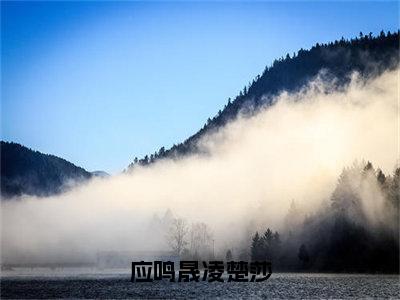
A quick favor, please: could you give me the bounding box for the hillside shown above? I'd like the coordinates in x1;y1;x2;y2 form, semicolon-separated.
127;31;399;170
1;141;92;199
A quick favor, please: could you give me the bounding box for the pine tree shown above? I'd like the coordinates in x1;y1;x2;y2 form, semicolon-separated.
298;244;310;264
251;232;263;261
226;249;233;261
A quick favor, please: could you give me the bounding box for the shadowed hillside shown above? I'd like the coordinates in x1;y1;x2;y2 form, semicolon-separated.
1;141;92;199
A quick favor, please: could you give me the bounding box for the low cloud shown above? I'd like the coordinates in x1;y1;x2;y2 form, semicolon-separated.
1;68;398;265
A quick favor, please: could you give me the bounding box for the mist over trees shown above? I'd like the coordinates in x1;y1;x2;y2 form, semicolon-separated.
128;32;399;274
167;218;189;256
150;210;214;260
149;161;398;274
233;161;399;273
127;31;399;170
1;31;398;275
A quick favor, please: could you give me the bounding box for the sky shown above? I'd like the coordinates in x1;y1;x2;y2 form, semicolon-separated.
1;1;398;173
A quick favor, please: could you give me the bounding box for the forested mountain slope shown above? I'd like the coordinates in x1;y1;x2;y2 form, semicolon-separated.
128;31;399;169
1;141;92;199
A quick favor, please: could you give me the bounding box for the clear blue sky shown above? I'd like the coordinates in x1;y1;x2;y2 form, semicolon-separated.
1;1;398;173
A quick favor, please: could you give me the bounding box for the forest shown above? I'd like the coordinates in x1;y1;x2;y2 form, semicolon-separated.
127;32;399;274
162;161;399;273
127;31;399;169
1;141;92;198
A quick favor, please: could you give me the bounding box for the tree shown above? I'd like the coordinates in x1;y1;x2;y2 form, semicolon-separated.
389;168;400;209
261;228;279;261
284;200;302;234
262;228;273;246
376;168;386;185
273;231;281;244
167;217;189;256
189;222;213;258
158;147;165;157
226;249;233;261
298;244;310;264
251;232;264;261
364;161;373;171
181;248;191;260
331;165;363;218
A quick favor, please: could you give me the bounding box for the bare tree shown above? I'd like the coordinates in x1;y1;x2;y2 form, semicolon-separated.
190;222;213;257
167;217;189;256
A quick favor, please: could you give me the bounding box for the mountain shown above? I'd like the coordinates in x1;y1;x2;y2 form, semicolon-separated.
1;141;92;199
127;31;399;170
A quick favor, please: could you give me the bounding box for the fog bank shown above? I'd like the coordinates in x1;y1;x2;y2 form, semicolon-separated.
1;68;398;265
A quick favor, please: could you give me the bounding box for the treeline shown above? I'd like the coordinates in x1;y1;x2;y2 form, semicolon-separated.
1;141;92;198
127;31;399;170
247;161;399;273
157;162;398;273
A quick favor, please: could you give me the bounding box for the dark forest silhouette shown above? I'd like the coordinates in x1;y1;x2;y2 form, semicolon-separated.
1;141;92;198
